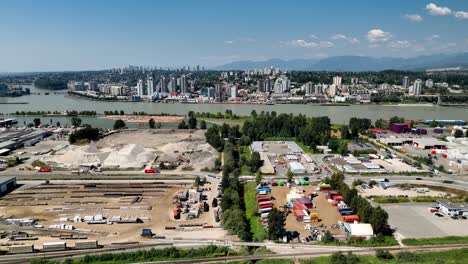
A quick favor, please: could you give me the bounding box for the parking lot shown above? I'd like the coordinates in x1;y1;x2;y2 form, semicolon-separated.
381;203;468;239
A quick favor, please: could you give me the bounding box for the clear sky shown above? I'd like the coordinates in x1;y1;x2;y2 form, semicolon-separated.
0;0;467;72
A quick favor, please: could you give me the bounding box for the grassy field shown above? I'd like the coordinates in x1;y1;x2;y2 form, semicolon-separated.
402;236;468;246
263;137;316;154
217;248;468;264
244;182;266;241
240;146;253;176
372;196;411;203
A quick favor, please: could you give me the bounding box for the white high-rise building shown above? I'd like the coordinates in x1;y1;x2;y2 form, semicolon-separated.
137;80;144;97
230;86;237;98
333;76;342;86
425;79;434;88
328;84;337;97
147;77;155;96
168;77;176;93
159;77;167;93
402;76;409;88
413;79;422;95
273;75;290;94
180;75;188;94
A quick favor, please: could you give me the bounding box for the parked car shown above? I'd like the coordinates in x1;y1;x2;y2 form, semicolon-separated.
435;213;444;217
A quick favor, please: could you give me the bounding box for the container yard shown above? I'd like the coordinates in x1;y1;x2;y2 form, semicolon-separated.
0;180;224;248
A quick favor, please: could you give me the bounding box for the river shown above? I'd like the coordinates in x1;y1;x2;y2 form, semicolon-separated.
0;85;467;127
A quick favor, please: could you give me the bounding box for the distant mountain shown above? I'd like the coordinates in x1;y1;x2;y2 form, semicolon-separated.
212;53;468;72
211;58;317;71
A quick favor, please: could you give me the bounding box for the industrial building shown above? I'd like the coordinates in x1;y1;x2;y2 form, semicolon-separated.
436;200;468;217
379;137;447;149
289;161;306;174
0;176;17;195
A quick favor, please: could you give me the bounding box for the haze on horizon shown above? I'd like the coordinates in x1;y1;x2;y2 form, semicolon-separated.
0;0;467;72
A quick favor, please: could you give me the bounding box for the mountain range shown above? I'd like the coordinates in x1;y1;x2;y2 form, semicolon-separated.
212;53;468;72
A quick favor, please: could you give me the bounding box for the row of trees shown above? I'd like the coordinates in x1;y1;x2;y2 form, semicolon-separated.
241;111;331;150
328;173;391;235
69;126;100;144
220;141;251;241
33;77;67;90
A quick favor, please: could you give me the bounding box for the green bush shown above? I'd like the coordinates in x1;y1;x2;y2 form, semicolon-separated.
396;251;418;262
375;249;394;260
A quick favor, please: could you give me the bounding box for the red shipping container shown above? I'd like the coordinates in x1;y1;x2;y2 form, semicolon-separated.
173;209;180;219
257;197;270;202
334;196;344;202
144;169;155;173
259;203;272;209
442;154;448;158
342;215;360;222
38;167;51;172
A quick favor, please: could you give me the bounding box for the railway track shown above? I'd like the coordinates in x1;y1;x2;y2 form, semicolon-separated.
1;241;467;264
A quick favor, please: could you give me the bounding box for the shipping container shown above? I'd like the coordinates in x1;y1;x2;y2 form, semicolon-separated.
259;207;272;213
8;245;34;254
144;169;156;173
75;240;98;249
173;209;180;220
259;203;273;209
42;242;66;251
38;167;51;172
338;207;352;212
342;215;360;222
257;197;270;202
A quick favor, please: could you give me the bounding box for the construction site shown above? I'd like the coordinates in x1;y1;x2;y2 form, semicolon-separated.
0;179;224;251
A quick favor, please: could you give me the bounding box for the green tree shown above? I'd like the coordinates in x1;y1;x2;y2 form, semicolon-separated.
389;116;404;125
200;120;207;129
71;117;82;127
194;176;201;188
178;120;188;129
113;119;126;130
249;151;263;172
267;208;285;240
287;170;293;183
255;171;262;185
454;129;464;138
340;125;351;139
188;116;197;129
239;135;251;146
148;118;156;129
33;118;41;127
374;118;388;129
322;230;335;243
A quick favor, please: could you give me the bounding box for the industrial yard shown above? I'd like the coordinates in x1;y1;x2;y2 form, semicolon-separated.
0;180;224;249
250;141;319;176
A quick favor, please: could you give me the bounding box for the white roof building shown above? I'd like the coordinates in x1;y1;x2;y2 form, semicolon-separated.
289;161;306;174
344;223;374;240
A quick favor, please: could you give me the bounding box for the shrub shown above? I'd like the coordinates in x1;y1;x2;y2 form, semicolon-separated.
396;251;418;262
375;249;394;260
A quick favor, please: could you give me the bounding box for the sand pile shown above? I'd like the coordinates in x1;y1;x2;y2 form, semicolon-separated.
46;143;155;169
102;144;155;168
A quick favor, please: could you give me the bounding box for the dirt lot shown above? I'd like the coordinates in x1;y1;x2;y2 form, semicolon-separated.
101;115;184;123
0;181;224;248
270;185;344;238
359;185;448;198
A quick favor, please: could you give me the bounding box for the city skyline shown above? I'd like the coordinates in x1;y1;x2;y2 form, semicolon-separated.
0;0;468;72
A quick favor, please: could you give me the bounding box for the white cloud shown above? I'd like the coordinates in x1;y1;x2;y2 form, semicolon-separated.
388;40;412;49
224;40;234;44
285;39;334;48
318;41;335;48
428;34;440;41
309;34;318;39
366;29;392;43
331;34;360;44
426;3;451;16
454;11;468;19
403;14;423;22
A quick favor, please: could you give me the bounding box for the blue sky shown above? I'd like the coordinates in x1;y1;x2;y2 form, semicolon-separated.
0;0;467;72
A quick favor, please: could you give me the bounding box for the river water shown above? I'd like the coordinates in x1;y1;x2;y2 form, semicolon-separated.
0;85;467;127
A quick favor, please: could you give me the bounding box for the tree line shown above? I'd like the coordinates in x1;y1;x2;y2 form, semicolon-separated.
34;77;67;90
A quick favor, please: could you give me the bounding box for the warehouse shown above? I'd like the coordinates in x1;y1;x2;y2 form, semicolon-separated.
0;176;16;195
289;161;306;174
412;138;447;150
344;223;374;240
